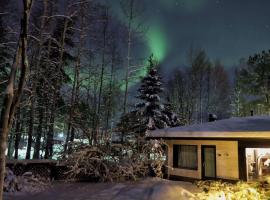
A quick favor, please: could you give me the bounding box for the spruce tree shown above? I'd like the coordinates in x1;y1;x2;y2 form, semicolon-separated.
162;97;182;127
134;56;167;133
118;56;181;140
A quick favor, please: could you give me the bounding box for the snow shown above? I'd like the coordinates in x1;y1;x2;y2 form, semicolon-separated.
130;66;176;132
148;115;270;139
4;178;200;200
4;168;51;194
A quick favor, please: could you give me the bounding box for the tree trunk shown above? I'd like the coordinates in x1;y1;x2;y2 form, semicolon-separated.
33;104;43;159
45;108;54;159
97;9;108;115
15;118;24;159
7;128;14;159
64;2;86;153
0;0;32;198
26;0;48;159
25;99;34;159
13;107;21;159
105;47;116;130
123;0;134;114
0;83;14;199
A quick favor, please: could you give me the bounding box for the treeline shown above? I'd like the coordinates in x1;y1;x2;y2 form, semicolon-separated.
232;50;270;116
165;49;231;124
165;49;270;124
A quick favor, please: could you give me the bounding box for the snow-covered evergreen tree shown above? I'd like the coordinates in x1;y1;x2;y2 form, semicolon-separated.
134;55;167;132
162;97;183;127
117;55;182;143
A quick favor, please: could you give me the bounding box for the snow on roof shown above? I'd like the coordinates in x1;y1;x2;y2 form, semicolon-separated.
148;116;270;139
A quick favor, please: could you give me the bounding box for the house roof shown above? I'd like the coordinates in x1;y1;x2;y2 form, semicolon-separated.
147;116;270;139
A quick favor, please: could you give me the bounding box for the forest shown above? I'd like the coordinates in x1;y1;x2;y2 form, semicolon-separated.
1;0;270;199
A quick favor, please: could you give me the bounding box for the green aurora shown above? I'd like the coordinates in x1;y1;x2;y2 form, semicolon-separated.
147;26;168;62
71;0;210;91
103;0;208;90
120;25;168;91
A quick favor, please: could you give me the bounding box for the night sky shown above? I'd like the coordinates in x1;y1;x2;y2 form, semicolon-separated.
106;0;270;71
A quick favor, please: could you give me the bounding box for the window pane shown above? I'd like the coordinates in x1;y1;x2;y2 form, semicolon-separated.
173;145;198;170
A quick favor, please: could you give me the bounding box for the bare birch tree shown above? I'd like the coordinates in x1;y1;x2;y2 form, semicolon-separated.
121;0;146;114
0;0;33;198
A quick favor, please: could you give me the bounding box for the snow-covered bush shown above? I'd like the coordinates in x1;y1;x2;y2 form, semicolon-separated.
65;139;166;182
4;168;20;192
4;168;50;193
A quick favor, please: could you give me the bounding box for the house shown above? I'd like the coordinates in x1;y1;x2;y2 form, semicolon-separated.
147;116;270;182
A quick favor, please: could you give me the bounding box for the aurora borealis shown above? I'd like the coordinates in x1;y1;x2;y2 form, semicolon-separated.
105;0;270;72
147;26;168;61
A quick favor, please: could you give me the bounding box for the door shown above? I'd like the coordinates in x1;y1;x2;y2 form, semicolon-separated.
202;145;216;179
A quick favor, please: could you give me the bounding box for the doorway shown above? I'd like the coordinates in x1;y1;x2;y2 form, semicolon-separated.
246;148;270;181
202;145;216;179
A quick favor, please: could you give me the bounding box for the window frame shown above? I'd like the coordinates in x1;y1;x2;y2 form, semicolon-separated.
173;144;198;170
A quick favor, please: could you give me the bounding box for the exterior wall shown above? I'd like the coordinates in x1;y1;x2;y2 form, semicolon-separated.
166;140;239;180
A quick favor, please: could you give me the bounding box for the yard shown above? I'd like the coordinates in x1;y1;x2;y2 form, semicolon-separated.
4;178;199;200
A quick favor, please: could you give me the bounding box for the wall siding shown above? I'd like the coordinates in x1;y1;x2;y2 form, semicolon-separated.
166;140;239;180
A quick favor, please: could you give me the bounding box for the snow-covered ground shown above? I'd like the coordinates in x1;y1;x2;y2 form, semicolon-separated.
4;178;201;200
